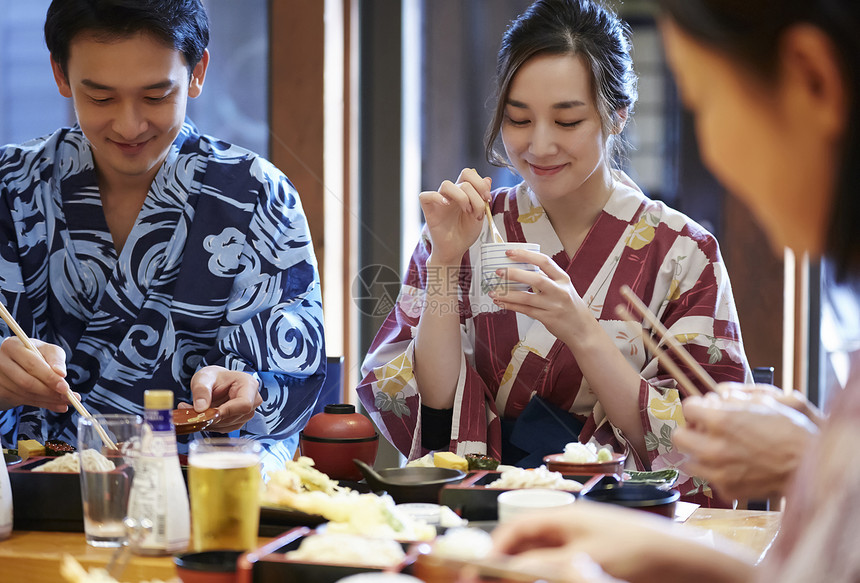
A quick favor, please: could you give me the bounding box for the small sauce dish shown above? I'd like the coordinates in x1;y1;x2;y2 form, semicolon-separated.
173;407;221;435
543;452;626;476
174;549;242;583
582;483;680;518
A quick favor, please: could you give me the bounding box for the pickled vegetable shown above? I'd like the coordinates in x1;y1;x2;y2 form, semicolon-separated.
44;439;76;456
465;453;499;471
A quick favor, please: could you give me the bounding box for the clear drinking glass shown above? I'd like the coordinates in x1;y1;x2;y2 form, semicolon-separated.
77;414;144;547
188;437;262;551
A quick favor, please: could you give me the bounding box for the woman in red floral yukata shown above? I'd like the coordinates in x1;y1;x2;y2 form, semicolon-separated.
357;0;751;507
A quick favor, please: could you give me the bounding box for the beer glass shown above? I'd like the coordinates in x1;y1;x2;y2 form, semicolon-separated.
188;437;262;551
77;414;144;547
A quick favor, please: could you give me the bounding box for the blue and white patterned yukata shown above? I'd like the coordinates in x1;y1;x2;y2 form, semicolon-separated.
0;122;325;473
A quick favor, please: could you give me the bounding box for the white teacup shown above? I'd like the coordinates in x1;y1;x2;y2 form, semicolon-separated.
497;488;576;523
480;242;540;293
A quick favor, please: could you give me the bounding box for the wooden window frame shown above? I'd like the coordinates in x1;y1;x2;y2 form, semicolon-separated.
269;0;356;400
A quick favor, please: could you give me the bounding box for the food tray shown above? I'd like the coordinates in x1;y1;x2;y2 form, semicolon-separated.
256;480;372;537
439;470;611;521
9;456;298;536
8;456;84;532
258;506;327;537
237;527;417;583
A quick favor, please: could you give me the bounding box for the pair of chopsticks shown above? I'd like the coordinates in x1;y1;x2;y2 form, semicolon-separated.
0;301;117;450
615;285;718;398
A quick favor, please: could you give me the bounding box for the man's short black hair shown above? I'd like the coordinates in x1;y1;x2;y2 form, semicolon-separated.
45;0;210;77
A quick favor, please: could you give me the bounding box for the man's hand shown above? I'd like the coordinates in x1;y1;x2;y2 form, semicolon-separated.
183;366;262;432
0;337;71;412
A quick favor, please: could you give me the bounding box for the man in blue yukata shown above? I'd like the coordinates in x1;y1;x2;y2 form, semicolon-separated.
0;0;326;472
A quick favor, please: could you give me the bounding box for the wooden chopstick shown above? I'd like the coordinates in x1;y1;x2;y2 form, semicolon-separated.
484;201;504;243
0;300;117;450
616;305;703;398
619;285;719;394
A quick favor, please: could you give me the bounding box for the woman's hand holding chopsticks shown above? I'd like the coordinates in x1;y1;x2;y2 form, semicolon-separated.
0;336;72;412
418;167;493;266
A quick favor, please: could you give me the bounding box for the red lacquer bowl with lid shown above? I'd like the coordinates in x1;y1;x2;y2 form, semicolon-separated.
299;404;379;481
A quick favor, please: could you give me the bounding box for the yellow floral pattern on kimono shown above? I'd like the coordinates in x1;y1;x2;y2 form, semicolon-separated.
499;342;542;390
625;215;657;250
649;389;685;426
644;390;686;455
373;352;414;397
667;278;682;301
517;206;545;224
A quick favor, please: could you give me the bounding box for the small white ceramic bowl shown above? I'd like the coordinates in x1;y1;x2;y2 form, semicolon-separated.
480;242;540;293
496;488;576;523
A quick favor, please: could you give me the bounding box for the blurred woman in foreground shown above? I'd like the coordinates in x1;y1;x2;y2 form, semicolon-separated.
492;0;860;581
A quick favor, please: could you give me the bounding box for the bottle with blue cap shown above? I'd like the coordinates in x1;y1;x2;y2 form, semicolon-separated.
128;389;190;554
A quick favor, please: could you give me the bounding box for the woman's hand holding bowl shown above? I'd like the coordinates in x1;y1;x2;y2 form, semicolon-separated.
488;248;588;342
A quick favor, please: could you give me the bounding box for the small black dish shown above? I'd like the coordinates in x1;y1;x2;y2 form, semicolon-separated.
4;452;22;467
174;550;243;583
582;483;680;518
259;505;327;537
354;460;465;504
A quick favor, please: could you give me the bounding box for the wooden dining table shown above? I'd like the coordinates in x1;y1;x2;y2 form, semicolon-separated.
0;507;781;582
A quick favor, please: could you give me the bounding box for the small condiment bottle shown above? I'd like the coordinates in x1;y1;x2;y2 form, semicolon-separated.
0;453;12;540
128;390;190;554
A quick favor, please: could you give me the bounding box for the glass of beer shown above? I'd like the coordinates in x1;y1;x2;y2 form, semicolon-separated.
188;437;262;551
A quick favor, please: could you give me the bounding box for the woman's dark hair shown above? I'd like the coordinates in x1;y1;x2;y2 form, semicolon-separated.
45;0;210;78
659;0;860;280
485;0;638;169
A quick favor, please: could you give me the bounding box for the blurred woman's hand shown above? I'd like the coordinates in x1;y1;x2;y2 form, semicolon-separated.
673;388;819;500
492;501;754;583
719;381;825;427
